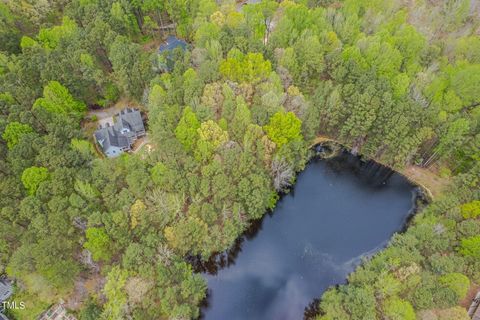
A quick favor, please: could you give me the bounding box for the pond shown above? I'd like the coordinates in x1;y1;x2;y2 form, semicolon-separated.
199;152;418;320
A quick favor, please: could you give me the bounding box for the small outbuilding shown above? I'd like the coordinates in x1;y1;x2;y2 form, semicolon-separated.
159;35;187;53
38;301;76;320
94;108;145;158
0;277;12;303
158;36;187;71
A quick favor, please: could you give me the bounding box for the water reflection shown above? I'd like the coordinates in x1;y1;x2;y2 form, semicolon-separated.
198;152;417;320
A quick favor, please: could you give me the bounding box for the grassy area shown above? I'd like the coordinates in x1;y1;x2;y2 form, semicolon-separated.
400;165;451;199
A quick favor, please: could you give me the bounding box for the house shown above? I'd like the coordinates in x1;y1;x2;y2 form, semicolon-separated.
0;277;12;303
469;291;480;320
94;108;145;158
38;302;76;320
0;277;12;320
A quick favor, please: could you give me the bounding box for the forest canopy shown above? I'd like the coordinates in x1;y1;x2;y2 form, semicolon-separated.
0;0;479;319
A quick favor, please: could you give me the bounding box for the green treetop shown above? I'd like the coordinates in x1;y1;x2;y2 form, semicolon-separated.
2;121;33;149
33;81;86;115
84;227;113;262
175;106;201;152
21;166;50;195
460;200;480;219
263;111;302;149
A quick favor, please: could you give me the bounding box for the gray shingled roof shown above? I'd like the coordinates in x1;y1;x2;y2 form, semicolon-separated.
116;108;144;133
94;126;130;150
94;108;145;155
0;278;12;302
469;291;480;320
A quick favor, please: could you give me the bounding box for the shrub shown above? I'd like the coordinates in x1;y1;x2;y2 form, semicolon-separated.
84;227;113;262
383;297;416;320
21;166;50;195
438;273;470;301
428;254;466;274
459;235;480;259
460;200;480;219
457;219;480;238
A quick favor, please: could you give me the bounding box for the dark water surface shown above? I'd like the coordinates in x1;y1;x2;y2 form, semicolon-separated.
200;152;416;320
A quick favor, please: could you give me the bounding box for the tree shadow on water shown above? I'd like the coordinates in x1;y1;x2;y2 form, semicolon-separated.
304;298;321;320
188;206;273;275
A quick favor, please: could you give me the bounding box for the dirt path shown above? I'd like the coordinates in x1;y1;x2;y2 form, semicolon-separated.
132;135;150;154
64;274;105;311
87;97;138;120
400;165;450;199
311;135;337;145
461;283;480;309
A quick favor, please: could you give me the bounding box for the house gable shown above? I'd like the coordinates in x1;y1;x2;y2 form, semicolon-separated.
93;107;145;158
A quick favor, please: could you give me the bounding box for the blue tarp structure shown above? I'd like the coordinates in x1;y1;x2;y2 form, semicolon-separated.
159;36;187;53
158;36;188;72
